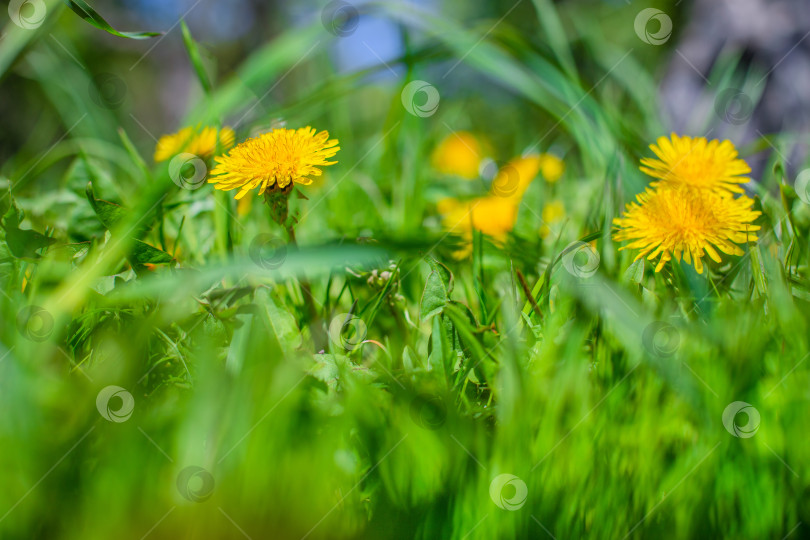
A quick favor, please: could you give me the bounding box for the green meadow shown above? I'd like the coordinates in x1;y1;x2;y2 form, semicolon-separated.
1;0;808;538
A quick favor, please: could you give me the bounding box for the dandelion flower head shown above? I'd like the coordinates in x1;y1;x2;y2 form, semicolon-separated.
209;127;339;200
640;134;751;194
613;186;760;274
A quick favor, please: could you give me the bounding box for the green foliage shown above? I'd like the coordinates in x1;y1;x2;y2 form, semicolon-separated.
1;1;809;539
1;190;57;259
180;21;212;94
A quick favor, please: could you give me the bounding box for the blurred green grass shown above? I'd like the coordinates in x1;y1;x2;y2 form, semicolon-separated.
1;1;809;539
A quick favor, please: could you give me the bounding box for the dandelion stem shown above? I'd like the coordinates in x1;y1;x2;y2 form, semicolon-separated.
284;218;326;350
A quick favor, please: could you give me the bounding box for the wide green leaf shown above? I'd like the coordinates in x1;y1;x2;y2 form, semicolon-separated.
85;182;128;231
420;268;450;321
0;191;57;259
130;239;173;266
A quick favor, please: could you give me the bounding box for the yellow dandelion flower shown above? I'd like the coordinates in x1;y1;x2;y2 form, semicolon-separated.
432;131;484;179
640;133;751;194
438;196;518;242
437;153;540;256
492;154;543;201
154;126;235;162
613;186;760;274
539;153;565;183
219;127;235;150
209;127;339;200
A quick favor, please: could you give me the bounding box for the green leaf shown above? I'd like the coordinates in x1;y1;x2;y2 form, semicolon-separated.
1;193;57;259
420;256;455;320
85;182;128;231
255;287;303;355
624;258;645;284
63;0;162;39
85;182;169;270
428;315;453;378
309;353;344;386
130;239;173;266
2;219;57;260
426;256;453;293
181;21;213;94
308;353;371;393
420;268;450;320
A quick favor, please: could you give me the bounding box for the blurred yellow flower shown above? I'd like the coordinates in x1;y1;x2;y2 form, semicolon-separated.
438;196;518;242
542;200;565;223
154;126;235;162
209;127;339;200
437;156;544;256
491;154;543;200
540;199;565;239
432;131;483;179
640;134;751;194
613;186;760;274
539;153;565;182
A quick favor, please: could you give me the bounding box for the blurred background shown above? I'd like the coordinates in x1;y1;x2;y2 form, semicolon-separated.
3;0;810;168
